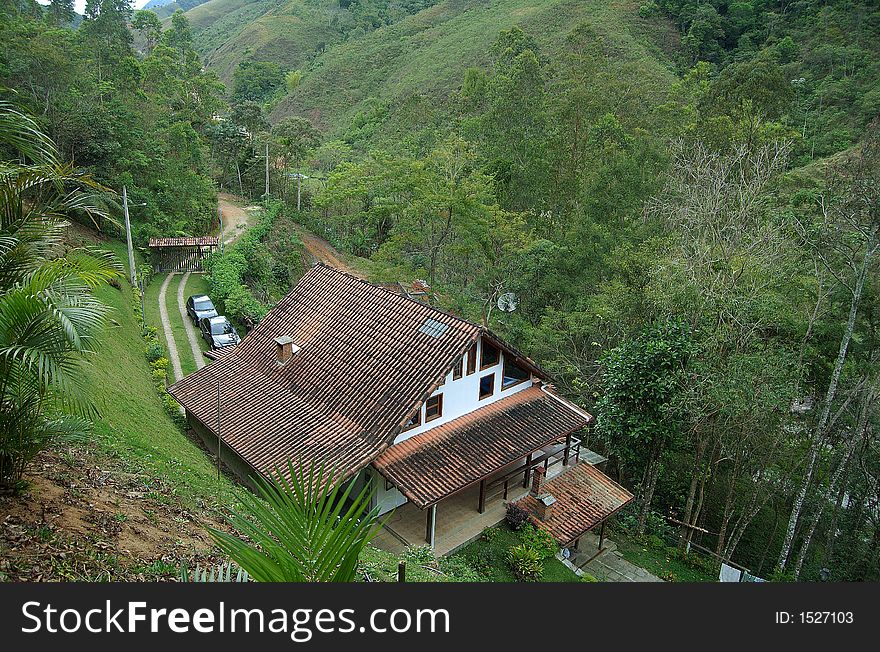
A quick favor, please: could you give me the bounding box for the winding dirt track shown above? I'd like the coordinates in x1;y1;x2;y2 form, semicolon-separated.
297;228;363;278
218;192;254;245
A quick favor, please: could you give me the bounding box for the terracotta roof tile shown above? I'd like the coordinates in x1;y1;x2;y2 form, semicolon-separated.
148;236;220;247
373;385;590;507
168;264;480;482
515;462;634;545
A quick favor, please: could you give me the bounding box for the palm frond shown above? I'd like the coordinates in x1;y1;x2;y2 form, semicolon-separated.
208;460;383;582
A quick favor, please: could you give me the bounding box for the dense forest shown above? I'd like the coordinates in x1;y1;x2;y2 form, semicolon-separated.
1;0;879;581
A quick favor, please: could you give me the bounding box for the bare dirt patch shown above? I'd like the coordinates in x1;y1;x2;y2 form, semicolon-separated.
0;446;230;581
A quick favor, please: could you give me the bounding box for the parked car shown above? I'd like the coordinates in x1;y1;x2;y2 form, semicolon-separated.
186;294;218;324
199;316;240;350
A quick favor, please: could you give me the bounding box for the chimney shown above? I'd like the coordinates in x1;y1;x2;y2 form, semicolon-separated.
274;336;300;365
536;494;556;522
530;466;546;496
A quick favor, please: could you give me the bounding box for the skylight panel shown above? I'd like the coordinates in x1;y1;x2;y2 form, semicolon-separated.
419;318;449;338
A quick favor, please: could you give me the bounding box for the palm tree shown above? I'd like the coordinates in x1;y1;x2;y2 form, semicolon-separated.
209;461;382;582
0;99;121;489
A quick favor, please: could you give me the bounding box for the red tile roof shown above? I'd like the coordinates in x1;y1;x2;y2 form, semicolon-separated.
148;236;220;247
168;264;481;482
515;462;634;545
373;385;590;508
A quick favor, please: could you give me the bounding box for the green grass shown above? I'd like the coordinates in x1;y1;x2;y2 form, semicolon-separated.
610;530;718;583
143;272;213;378
449;525;580;582
83;274;238;510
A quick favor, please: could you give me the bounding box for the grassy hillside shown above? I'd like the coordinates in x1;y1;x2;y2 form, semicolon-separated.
187;0;679;142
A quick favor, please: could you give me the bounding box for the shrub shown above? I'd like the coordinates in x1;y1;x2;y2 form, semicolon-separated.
638;2;659;18
505;503;531;531
438;556;488;582
506;544;542;582
580;573;598;582
519;524;558;560
403;545;435;565
481;527;500;543
145;341;164;362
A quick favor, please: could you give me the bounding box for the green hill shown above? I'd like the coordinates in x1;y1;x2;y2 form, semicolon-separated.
186;0;679;142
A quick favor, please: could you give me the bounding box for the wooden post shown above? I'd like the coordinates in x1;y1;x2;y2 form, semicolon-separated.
425;505;437;548
478;479;486;513
522;453;532;488
598;520;606;550
563;432;572;466
397;560;406;583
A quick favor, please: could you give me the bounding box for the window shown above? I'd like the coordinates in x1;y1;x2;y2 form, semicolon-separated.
466;342;477;375
479;374;495;400
452;357;463;380
481;341;500;369
385;477;395;492
403;408;421;431
502;356;530;389
425;394;443;421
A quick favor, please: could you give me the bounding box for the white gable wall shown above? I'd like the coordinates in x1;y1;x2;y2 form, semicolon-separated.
392;335;534;445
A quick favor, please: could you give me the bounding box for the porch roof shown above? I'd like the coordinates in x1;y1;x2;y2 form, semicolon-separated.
148;236;220;248
372;385;590;509
515;462;634;546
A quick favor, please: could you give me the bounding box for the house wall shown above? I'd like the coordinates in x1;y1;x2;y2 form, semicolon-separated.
392;335;534;445
363;467;409;515
187;411;262;491
372;336;536;516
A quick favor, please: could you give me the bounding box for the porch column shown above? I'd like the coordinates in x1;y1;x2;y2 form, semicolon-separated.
563;432;572;466
598;520;606;550
522;453;532;488
425;504;437;549
478;479;486;514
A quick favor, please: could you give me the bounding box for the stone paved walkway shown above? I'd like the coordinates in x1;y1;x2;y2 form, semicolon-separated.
564;532;663;582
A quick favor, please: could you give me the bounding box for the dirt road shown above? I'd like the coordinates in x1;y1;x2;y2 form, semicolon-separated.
298;228;363;278
218;192;257;245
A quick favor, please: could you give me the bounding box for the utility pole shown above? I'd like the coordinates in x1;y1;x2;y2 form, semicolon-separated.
123;185;137;286
290;173;309;211
265;142;269;200
217;379;222;482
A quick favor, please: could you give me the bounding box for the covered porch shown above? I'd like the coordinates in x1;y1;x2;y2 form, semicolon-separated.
372;439;596;556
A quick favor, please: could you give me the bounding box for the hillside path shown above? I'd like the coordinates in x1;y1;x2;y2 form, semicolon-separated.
297;227;363;278
178;272;206;371
158;272;184;383
218;192;257;245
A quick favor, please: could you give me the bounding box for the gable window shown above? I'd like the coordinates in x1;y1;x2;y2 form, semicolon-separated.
466;342;477;375
479;373;495;400
502;356;530;389
452;357;463;380
403;408;421;431
425;394;443;421
481;341;500;369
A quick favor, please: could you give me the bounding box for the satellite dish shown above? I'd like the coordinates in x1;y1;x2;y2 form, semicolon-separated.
497;292;519;312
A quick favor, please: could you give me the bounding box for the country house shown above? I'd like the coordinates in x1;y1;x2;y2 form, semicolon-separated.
169;264;632;554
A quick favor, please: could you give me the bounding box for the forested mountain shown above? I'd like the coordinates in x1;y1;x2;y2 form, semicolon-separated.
1;0;879;582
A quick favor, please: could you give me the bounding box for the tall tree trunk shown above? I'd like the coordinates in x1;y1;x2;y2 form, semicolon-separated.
793;392;869;579
679;435;707;549
637;436;664;535
778;229;876;570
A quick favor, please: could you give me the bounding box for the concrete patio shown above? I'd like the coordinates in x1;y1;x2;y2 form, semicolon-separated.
372;447;589;556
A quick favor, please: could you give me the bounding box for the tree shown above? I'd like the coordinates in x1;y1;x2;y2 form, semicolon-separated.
778;124;880;571
595;321;691;535
0;101;121;488
209;462;381;582
132;9;162;56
